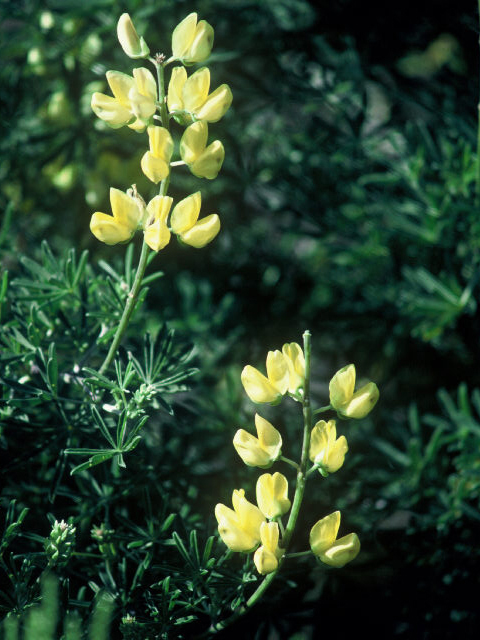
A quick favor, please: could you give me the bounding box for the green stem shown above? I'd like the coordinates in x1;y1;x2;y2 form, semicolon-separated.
279;455;300;470
313;404;332;415
99;240;150;375
98;59;172;375
206;331;314;637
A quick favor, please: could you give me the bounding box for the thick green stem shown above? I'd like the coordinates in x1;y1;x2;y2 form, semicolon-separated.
206;331;313;637
99;241;150;375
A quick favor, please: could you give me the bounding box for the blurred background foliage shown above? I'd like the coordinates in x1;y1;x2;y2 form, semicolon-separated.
1;0;480;637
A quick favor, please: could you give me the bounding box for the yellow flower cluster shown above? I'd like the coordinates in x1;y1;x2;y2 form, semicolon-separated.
215;339;377;576
215;472;290;574
89;12;232;251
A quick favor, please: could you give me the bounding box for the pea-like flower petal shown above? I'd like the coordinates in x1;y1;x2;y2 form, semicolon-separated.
309;419;348;473
233;414;282;468
309;511;360;568
117;13;150;59
256;472;291;519
282;342;305;395
215;488;265;552
329;364;379;419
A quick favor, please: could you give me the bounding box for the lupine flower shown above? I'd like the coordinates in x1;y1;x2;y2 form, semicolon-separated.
117;13;150;59
233;414;282;468
90;188;144;245
282;342;305;395
180;121;224;179
169;191;220;248
172;13;214;65
215;489;265;552
309;511;360;568
143;195;172;252
91;68;156;132
141;126;174;184
253;522;283;575
329;364;379;419
167;67;232;125
241;349;289;404
256;472;291;519
309;419;348;474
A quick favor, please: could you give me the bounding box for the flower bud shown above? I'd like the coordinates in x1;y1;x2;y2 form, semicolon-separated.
282;342;305;395
172;13;214;64
141;126;174;184
117;13;150;59
253;522;283;575
44;519;76;567
143;195;172;252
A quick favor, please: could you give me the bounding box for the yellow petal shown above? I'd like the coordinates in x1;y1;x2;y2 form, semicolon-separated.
190;140;225;179
106;70;135;107
241;365;282;404
180;214;220;248
146;126;173;160
256;472;290;519
282;342;305;394
254;545;279;575
182;67;211;113
144;219;171;252
145;195;173;225
341;382;379;419
180;121;208;165
196;84;233;123
167;66;187;113
325;435;348;473
329;364;356;410
133;67;157;100
91;93;133;128
188;20;214;63
319;533;360;568
141;152;169;184
255;414;282;461
232;489;265;541
215;504;258;552
309;511;341;557
128;87;156;120
170;192;201;234
109;188;142;230
172;13;197;59
117;13;149;59
259;521;280;554
90;212;133;245
233;430;272;468
266;350;289;395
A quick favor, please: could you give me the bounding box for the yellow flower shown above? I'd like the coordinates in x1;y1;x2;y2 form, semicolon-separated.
329;364;379;419
233;414;282;468
143;195;172;252
169;192;220;248
90;187;144;245
167;67;232;124
172;13;214;65
180;121;224;179
241;349;289;404
116;13;149;59
253;522;284;575
256;472;291;519
215;489;265;552
141;126;174;184
91;68;156;131
282;342;305;395
309;511;360;568
309;419;348;474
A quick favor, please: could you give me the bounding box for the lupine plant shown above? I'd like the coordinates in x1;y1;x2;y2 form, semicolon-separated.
0;9;382;639
210;331;378;634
